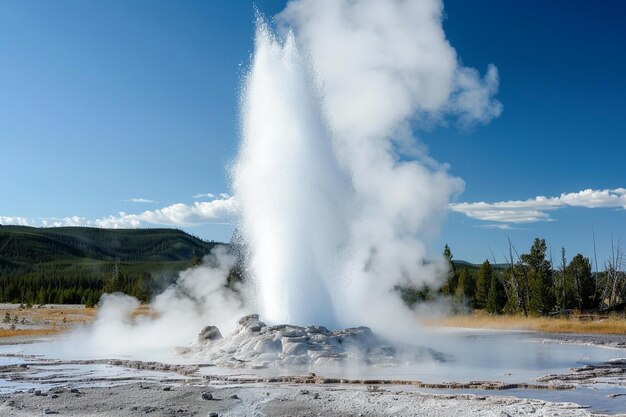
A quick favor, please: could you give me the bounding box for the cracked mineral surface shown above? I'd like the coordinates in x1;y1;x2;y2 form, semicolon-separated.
176;314;449;368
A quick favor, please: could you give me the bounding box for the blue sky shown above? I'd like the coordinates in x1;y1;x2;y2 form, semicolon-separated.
0;0;624;265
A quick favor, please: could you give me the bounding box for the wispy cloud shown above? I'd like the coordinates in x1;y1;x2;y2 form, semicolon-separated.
0;197;240;229
193;193;215;199
451;188;626;224
126;198;156;204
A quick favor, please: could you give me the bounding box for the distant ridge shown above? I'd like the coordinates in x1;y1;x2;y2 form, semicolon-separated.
0;225;221;266
0;226;227;305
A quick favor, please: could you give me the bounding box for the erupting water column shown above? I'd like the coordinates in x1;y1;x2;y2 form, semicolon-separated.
234;20;353;328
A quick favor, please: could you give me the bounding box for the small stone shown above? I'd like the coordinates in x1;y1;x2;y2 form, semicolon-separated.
201;392;214;400
198;325;223;343
208;413;219;417
163;386;171;391
34;390;42;396
142;405;157;413
313;393;320;399
51;394;59;399
70;388;80;394
229;394;239;399
43;409;59;415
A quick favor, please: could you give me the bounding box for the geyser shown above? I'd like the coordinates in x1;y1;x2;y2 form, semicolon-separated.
234;20;353;328
233;0;502;334
78;0;502;359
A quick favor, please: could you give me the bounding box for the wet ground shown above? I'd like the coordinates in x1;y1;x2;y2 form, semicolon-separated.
0;330;623;415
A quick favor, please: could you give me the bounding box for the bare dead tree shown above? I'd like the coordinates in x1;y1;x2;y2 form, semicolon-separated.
592;225;600;304
489;247;511;304
507;238;528;316
558;247;568;311
602;238;624;308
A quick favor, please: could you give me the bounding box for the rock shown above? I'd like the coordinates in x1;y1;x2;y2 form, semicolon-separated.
177;314;450;368
163;386;171;391
201;391;214;400
238;314;265;332
70;388;80;394
282;342;309;356
198;325;223;343
208;413;219;417
229;394;239;399
43;409;59;415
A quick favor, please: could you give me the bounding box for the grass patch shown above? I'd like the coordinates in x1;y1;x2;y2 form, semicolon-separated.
0;328;62;338
423;311;626;335
0;305;98;338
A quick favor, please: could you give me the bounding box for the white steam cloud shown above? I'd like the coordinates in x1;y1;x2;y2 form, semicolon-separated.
234;0;501;336
72;246;250;358
62;0;503;357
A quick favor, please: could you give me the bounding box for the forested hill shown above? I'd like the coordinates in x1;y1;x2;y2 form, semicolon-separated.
0;226;218;267
0;226;224;306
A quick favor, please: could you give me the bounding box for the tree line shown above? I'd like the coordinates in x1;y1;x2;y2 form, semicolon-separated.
402;238;625;315
0;260;194;307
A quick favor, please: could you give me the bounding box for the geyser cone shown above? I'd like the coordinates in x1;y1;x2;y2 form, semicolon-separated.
234;21;352;328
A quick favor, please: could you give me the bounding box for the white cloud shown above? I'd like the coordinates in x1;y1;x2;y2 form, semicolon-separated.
451;188;626;224
122;197;239;227
0;197;240;229
127;198;156;204
0;216;33;226
193;193;215;199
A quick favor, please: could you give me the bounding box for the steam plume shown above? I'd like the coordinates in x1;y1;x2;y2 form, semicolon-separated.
234;0;501;334
76;0;501;356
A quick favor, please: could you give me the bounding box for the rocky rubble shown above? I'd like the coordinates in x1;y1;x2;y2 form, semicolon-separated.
176;314;449;368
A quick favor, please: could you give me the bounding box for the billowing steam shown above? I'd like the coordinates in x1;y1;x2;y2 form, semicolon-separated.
234;0;501;333
76;0;501;356
73;247;250;358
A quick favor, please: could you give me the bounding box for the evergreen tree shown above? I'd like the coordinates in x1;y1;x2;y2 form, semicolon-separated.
567;254;595;310
475;260;492;309
486;273;506;314
522;239;555;315
456;267;476;305
441;244;459;295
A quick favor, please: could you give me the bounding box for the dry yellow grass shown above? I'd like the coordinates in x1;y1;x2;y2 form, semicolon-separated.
0;328;61;338
0;304;161;338
0;305;98;338
423;311;626;335
129;305;158;320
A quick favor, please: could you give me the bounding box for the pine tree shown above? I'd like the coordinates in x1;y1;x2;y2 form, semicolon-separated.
456;267;476;305
441;244;459;295
475;260;492;309
568;254;595;310
522;239;555;315
486;273;506;314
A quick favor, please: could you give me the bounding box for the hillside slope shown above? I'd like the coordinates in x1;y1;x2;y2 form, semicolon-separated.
0;226;225;305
